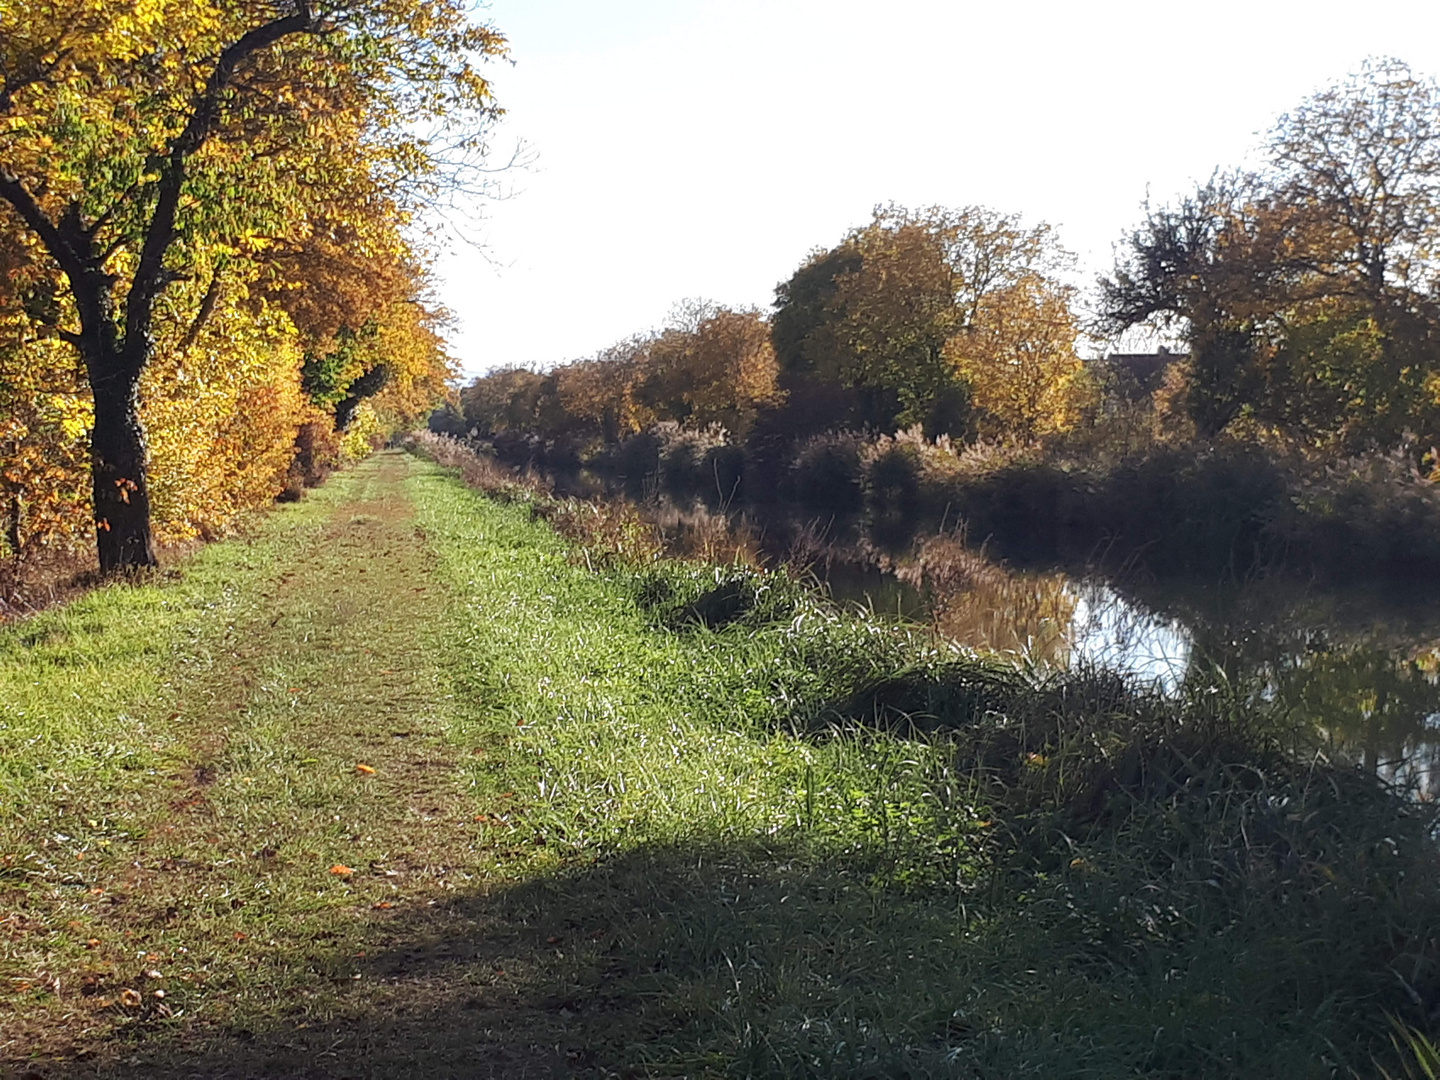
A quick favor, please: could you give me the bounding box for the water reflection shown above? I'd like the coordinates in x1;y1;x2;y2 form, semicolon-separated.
1070;582;1191;692
554;480;1440;795
825;544;1192;689
826;542;1440;796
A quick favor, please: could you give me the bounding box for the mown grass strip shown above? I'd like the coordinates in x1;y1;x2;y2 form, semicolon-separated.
2;456;570;1075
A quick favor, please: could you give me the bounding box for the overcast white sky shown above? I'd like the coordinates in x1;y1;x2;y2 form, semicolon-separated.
433;0;1440;379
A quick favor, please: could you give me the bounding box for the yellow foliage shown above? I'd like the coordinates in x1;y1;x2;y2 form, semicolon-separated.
0;0;503;563
0;262;313;549
339;403;384;462
945;272;1087;439
644;307;783;437
556;344;652;442
143;289;308;542
0;320;92;553
366;298;458;432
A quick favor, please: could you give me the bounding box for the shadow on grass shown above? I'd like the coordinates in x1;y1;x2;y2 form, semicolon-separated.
27;816;1432;1080
29;840;969;1079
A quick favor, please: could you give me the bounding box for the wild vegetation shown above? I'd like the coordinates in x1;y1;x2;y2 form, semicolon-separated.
446;59;1440;587
0;449;1433;1077
4;7;1440;1073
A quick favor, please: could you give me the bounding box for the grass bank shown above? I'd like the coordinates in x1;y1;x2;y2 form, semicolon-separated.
414;438;1440;1077
1;449;1436;1077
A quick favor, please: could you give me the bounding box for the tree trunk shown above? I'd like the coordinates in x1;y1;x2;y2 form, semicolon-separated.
89;366;157;573
1;6;321;577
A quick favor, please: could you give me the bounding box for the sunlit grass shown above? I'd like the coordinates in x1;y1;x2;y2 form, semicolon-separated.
1;452;1435;1077
415;459;1440;1077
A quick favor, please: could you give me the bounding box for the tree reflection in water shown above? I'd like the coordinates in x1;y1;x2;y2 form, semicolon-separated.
841;539;1440;797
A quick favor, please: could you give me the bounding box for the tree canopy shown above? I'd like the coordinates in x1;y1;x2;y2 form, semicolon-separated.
772;205;1084;438
1101;58;1440;452
1;0;501;567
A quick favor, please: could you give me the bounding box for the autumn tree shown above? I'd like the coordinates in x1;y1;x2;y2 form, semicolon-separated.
253;182;455;439
680;308;783;435
1101;59;1440;450
772;210;956;431
947;270;1086;439
772;204;1081;437
547;336;651;443
462;367;548;436
0;0;505;571
360;298;456;434
638;303;782;437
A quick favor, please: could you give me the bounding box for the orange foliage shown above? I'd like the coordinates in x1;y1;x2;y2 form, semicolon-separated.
643;307;783;437
470;305;784;445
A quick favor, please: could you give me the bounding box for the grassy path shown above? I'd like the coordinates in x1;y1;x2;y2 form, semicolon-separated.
1;454;570;1077
2;449;1434;1078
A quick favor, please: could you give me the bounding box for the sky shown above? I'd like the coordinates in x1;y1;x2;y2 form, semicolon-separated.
433;0;1440;379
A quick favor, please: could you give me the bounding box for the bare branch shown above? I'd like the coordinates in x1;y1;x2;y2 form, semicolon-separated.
179;268;224;350
0;168;82;280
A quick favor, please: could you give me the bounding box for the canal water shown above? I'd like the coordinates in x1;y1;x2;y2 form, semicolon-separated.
824;551;1440;794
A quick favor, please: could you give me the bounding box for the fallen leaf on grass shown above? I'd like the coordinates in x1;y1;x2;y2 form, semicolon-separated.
354;764;376;775
119;989;142;1008
372;901;393;910
329;865;354;877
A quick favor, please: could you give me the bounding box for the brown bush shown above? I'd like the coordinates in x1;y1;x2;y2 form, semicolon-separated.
280;420;343;501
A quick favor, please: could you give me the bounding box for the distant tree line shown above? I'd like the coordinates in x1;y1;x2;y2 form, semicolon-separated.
446;203;1088;455
450;58;1440;486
